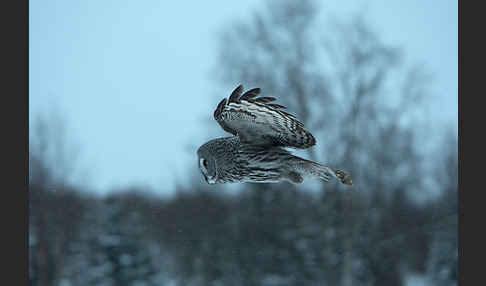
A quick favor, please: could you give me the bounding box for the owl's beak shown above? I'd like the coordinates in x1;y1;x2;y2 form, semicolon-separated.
202;173;216;185
203;173;217;184
207;176;217;184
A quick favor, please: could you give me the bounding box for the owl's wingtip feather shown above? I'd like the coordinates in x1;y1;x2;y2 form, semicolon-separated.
229;84;244;103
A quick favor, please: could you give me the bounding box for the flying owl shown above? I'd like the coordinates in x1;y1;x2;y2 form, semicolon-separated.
197;85;353;186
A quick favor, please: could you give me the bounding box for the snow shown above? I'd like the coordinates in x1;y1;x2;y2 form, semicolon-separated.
404;273;429;286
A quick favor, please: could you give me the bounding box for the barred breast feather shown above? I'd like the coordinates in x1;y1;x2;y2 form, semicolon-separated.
213;85;316;149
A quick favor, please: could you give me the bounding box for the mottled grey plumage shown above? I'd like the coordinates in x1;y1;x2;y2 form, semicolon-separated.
197;85;353;186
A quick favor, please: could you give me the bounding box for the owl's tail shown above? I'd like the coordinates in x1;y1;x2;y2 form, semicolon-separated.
294;157;353;186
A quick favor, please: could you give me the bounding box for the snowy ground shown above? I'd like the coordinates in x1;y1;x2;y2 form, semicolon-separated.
404;274;429;286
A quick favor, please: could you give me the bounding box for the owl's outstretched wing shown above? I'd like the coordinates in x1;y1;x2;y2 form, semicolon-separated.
213;85;316;149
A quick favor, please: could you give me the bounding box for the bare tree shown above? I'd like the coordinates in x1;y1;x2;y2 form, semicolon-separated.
29;108;86;286
214;0;333;161
426;130;458;286
29;105;81;188
212;1;433;285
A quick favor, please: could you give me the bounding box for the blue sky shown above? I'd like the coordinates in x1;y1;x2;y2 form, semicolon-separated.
29;0;457;195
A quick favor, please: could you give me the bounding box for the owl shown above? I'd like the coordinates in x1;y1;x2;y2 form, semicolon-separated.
197;85;353;186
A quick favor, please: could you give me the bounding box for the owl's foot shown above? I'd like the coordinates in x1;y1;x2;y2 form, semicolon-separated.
287;172;303;184
333;169;353;186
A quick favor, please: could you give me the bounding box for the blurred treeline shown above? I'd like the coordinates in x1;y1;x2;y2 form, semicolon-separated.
29;1;457;285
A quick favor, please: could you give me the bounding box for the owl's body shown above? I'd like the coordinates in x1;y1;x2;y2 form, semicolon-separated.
198;136;292;184
197;85;353;186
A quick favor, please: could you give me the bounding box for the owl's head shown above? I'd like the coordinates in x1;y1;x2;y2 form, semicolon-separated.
197;143;219;184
